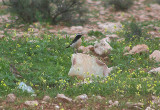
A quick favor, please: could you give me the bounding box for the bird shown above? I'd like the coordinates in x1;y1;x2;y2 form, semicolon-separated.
66;34;83;53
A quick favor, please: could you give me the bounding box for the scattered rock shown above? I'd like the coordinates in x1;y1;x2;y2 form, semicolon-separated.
124;46;131;52
54;105;60;110
98;22;123;32
112;101;119;106
6;93;16;103
149;50;160;62
24;100;39;107
41;101;47;104
145;106;155;110
95;95;103;100
126;102;144;109
56;94;72;103
148;67;160;74
105;34;119;40
94;39;112;56
68;53;112;79
124;44;149;55
85;36;96;42
75;94;88;101
0;106;3;109
108;100;113;105
78;45;93;53
43;96;51;102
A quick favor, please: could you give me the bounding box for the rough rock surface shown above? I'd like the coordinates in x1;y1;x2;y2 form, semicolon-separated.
68;53;112;79
56;94;72;103
75;94;88;101
148;67;160;74
94;39;112;56
24;100;39;107
149;50;160;62
43;96;51;102
6;93;16;103
124;44;149;55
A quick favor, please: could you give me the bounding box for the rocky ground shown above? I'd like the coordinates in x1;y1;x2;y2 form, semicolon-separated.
0;0;160;109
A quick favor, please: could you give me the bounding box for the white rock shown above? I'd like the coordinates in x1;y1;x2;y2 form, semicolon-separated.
124;44;149;55
124;46;131;52
25;100;39;107
54;105;60;110
148;67;160;74
56;94;72;103
95;95;103;100
78;45;94;53
6;93;16;103
149;50;160;62
68;53;112;79
0;106;3;109
98;22;123;32
43;96;51;102
108;100;113;105
75;94;88;101
94;39;112;56
145;106;155;110
112;101;119;106
41;101;47;104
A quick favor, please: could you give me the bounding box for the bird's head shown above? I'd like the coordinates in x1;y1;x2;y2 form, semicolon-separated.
75;33;83;39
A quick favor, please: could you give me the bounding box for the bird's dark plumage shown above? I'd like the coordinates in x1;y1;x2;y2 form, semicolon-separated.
66;34;82;48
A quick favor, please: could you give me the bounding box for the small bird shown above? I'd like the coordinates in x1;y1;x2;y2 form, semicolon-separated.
66;34;83;53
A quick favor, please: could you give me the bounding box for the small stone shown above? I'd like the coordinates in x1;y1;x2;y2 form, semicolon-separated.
95;95;103;100
54;105;60;110
149;50;160;62
94;39;112;56
108;100;113;105
124;44;149;55
6;93;16;103
0;106;3;109
148;67;160;74
41;101;47;104
112;101;119;106
71;26;83;31
75;94;88;101
145;106;155;110
56;94;72;103
43;96;51;102
124;46;131;52
25;100;39;107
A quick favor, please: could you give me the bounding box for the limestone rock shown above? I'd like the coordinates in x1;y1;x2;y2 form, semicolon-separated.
6;93;16;103
68;53;111;79
43;96;51;102
56;94;72;103
78;45;94;53
54;105;60;110
24;100;39;107
94;39;112;56
75;94;88;101
126;102;144;109
145;106;155;110
148;67;160;74
98;22;123;32
124;46;131;52
149;50;160;62
124;44;149;55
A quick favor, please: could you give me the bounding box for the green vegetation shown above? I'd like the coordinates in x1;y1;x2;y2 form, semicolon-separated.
104;0;133;11
4;0;87;25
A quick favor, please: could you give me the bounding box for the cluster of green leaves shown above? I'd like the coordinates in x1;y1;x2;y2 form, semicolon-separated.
88;30;105;38
5;0;87;25
104;0;133;11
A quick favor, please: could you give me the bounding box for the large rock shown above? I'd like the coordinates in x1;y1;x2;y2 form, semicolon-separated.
148;67;160;74
56;94;72;103
97;22;122;32
149;50;160;62
78;45;94;54
124;44;149;55
94;39;112;56
68;53;112;79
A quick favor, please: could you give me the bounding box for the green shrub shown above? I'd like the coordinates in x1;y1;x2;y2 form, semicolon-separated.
156;0;160;4
88;30;104;38
5;0;87;25
107;0;133;11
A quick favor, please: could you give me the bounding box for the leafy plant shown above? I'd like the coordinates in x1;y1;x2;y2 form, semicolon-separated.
106;0;133;11
4;0;87;25
88;30;104;38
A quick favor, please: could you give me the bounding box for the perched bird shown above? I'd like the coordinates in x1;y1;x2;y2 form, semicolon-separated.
66;34;83;53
